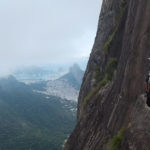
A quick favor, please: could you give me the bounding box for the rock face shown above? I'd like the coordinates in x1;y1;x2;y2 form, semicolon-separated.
64;0;150;150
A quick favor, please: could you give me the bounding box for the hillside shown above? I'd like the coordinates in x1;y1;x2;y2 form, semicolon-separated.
0;76;76;150
32;64;84;101
60;64;84;90
64;0;150;150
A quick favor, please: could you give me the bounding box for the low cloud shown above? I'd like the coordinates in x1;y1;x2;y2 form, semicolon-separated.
0;0;102;75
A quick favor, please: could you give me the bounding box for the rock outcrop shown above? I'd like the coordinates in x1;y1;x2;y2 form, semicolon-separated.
64;0;150;150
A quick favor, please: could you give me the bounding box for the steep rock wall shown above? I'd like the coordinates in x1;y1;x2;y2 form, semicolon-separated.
65;0;150;150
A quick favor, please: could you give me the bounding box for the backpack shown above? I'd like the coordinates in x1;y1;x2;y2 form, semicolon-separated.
147;93;150;107
148;75;150;84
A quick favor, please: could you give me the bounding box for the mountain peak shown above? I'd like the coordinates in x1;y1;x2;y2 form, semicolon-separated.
69;64;82;73
69;64;84;85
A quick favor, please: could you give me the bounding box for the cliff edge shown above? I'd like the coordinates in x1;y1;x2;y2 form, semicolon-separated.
65;0;150;149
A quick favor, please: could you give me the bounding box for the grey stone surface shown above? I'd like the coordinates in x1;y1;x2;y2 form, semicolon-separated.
64;0;150;150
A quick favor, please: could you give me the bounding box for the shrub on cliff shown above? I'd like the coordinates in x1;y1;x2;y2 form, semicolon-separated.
107;128;125;150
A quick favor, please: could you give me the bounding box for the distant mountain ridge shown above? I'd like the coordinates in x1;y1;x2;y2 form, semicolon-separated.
60;64;84;90
13;66;67;82
33;64;84;101
13;60;88;83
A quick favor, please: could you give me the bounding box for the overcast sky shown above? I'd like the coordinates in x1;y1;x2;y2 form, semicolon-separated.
0;0;102;75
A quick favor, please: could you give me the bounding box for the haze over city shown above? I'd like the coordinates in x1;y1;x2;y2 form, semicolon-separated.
0;0;102;76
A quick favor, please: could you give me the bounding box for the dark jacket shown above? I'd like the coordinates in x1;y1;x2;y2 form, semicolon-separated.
146;75;150;83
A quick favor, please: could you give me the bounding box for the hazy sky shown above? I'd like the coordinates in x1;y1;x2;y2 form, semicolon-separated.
0;0;102;75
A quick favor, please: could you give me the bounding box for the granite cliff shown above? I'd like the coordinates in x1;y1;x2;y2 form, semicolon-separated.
64;0;150;149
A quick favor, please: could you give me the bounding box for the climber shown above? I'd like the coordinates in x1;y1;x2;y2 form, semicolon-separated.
146;73;150;92
145;72;150;107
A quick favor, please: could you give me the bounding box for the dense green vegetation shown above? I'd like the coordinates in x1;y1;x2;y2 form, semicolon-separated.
107;128;125;150
0;76;76;150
